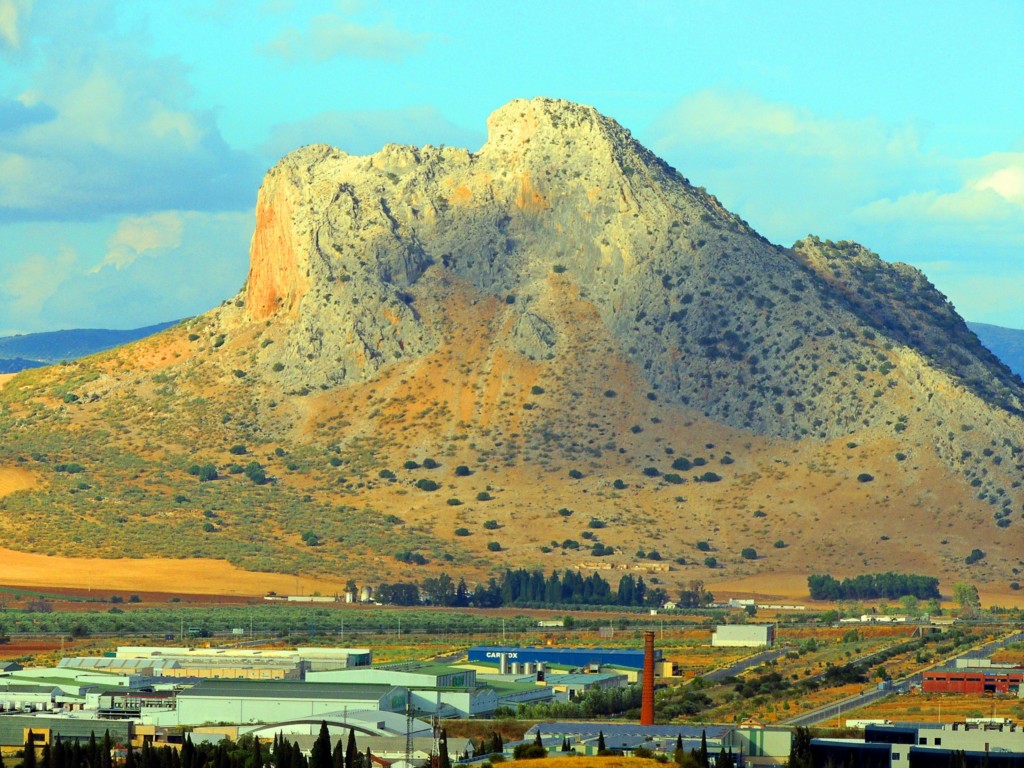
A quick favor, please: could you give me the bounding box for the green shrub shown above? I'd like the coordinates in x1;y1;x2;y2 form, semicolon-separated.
857;473;874;483
696;540;711;552
557;507;573;517
704;556;718;568
229;444;247;455
568;469;584;479
455;528;471;537
531;385;545;395
422;458;440;469
379;469;396;480
741;547;758;560
774;540;786;548
588;518;606;529
965;548;986;565
272;362;285;372
483;519;500;530
416;479;440;491
244;462;267;485
487;541;502;552
477;491;492;501
454;465;471;476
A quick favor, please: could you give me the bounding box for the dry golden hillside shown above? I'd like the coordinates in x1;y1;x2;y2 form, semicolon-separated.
0;98;1021;601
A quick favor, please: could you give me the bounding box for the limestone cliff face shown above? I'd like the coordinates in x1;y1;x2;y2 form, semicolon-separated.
242;97;1024;440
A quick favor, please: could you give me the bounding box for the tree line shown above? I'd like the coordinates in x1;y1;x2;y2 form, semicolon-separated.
8;724;427;768
807;572;940;601
378;568;669;608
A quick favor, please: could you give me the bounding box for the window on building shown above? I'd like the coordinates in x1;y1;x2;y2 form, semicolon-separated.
934;739;941;746
919;738;927;744
892;754;900;761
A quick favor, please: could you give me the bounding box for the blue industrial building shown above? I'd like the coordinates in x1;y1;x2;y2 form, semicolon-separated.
467;645;660;670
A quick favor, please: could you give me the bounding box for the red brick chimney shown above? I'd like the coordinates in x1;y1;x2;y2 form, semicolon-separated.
641;630;655;725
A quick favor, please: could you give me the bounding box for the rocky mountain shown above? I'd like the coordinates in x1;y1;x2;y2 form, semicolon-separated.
0;98;1021;596
0;322;177;372
969;322;1024;378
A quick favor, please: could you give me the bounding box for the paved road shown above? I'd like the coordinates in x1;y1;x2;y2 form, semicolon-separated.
782;629;1024;726
703;647;791;682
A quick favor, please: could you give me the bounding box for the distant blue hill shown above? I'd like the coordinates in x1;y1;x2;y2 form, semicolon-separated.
0;321;179;373
968;322;1024;378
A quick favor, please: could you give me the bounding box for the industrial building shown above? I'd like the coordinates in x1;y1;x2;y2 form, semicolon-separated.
812;721;1024;768
922;669;1023;695
0;714;132;749
711;625;776;648
513;722;790;763
154;680;409;726
306;660;556;717
112;646;371;679
467;645;661;669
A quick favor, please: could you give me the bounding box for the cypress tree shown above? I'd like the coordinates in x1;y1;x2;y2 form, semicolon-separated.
252;738;263;768
102;732;113;768
124;745;136;768
533;731;542;748
71;740;83;768
437;730;451;768
40;741;51;768
699;730;708;768
343;732;356;768
310;724;332;768
52;736;65;768
87;734;98;768
331;741;344;768
597;731;605;753
23;731;37;768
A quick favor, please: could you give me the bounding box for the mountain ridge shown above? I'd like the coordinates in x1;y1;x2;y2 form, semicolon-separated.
0;98;1021;594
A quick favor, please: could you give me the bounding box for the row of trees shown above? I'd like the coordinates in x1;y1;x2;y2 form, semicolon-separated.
808;572;940;601
8;726;390;768
378;568;670;608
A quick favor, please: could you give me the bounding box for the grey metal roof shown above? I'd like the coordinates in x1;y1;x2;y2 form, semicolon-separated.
177;680;400;700
524;722;733;740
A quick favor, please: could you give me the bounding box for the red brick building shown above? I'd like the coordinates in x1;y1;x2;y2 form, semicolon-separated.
922;670;1023;694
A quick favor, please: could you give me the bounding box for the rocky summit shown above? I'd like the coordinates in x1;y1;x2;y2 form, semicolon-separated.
1;98;1022;594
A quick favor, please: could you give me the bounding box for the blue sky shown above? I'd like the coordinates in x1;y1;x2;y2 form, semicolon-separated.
1;0;1021;334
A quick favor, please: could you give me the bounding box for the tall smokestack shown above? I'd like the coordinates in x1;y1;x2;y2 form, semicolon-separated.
641;630;655;725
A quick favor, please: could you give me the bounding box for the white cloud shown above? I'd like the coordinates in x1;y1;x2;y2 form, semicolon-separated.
0;211;252;332
0;245;76;317
972;160;1024;207
0;4;260;221
261;13;428;63
0;0;30;52
860;153;1024;222
93;211;186;272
